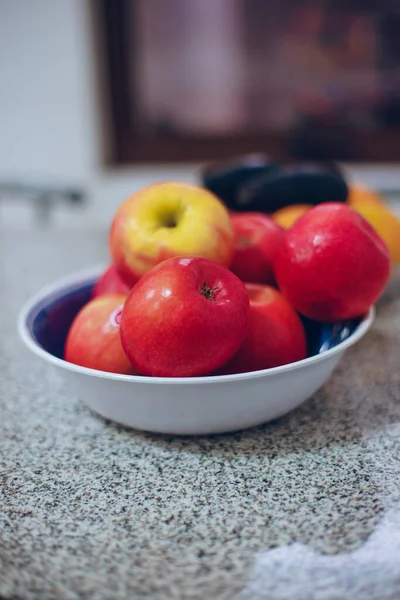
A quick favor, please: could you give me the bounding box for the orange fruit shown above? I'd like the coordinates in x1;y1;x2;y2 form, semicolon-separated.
353;203;400;265
348;184;385;209
272;204;311;229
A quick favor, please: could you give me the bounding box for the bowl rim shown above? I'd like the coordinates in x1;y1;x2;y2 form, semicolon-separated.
17;264;375;386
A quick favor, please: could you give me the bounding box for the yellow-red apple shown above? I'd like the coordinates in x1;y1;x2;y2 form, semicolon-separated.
109;182;234;285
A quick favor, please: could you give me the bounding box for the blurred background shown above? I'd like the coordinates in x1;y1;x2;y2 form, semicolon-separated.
1;0;400;230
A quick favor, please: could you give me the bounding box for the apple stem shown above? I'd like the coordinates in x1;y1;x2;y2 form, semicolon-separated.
200;282;218;301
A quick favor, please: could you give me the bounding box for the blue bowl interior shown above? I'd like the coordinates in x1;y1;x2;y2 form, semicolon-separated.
28;281;94;359
301;314;362;356
26;278;362;362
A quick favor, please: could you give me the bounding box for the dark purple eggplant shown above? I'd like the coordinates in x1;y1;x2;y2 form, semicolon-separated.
201;154;278;210
236;163;349;214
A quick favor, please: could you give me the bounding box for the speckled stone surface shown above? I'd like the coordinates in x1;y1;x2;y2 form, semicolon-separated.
1;229;400;600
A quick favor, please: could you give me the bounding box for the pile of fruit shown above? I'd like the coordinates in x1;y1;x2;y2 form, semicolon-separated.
65;161;396;378
202;156;400;266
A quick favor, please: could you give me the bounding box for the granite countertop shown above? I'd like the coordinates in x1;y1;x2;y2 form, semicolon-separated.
1;228;400;600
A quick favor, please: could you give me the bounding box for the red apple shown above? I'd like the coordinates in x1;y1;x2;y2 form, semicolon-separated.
120;257;250;377
230;212;284;284
222;284;307;374
273;203;391;322
65;293;136;374
109;182;234;285
92;265;132;298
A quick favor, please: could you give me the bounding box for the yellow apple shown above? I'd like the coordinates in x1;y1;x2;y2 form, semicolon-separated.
109;182;234;284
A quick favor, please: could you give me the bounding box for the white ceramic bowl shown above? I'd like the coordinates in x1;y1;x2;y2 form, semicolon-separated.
18;266;374;435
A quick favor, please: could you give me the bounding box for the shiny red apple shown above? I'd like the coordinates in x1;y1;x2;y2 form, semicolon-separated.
92;265;132;298
273;203;391;322
65;293;136;374
120;257;250;377
222;284;307;374
230;212;284;284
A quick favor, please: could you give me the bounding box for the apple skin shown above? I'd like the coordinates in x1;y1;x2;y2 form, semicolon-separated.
64;293;136;374
230;212;284;284
109;182;234;285
120;257;250;377
273;203;391;322
221;284;307;374
92;265;132;298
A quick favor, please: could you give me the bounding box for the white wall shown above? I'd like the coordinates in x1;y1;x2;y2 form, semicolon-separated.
0;0;98;183
0;0;399;229
0;0;197;228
